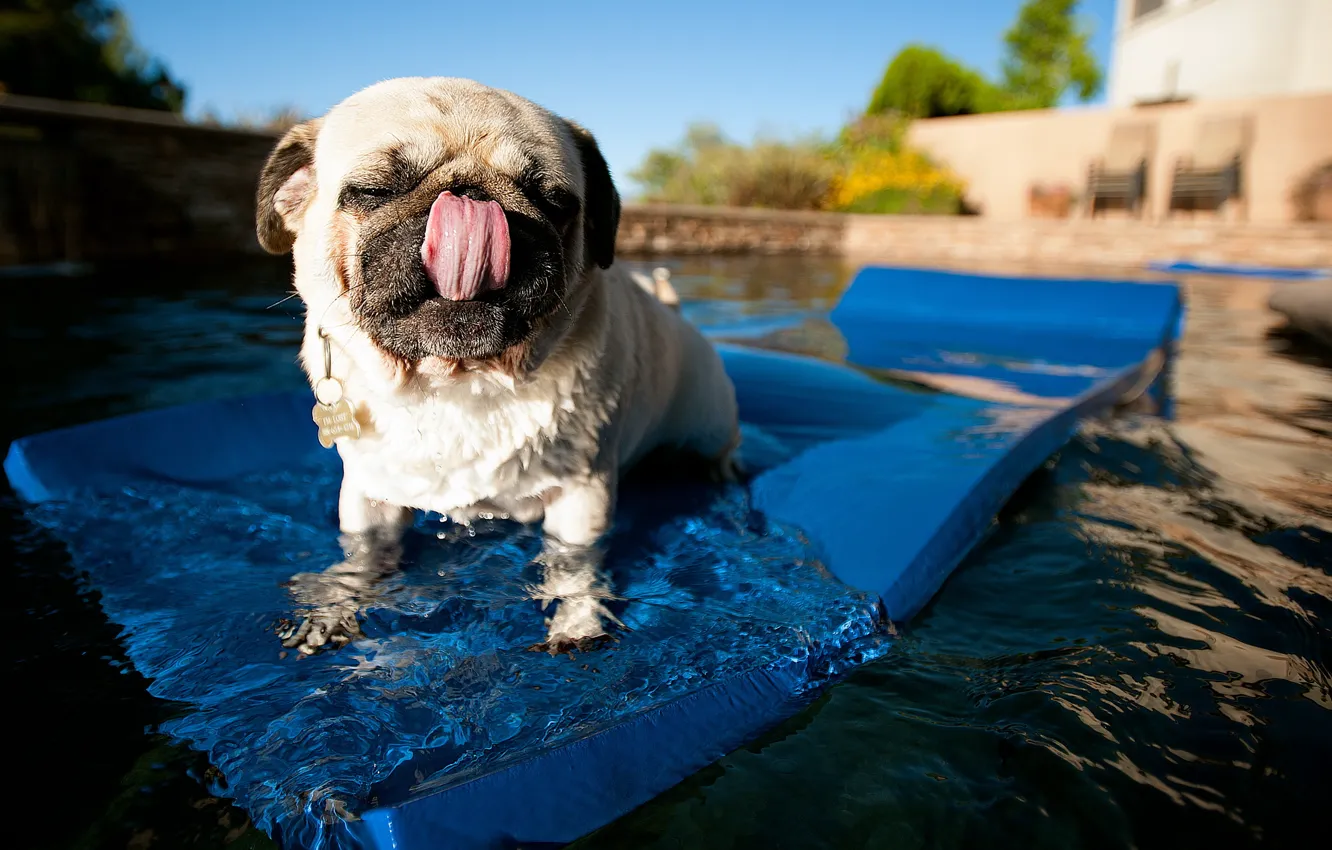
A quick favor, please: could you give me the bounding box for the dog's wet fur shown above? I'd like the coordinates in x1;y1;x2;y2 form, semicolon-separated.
256;77;739;654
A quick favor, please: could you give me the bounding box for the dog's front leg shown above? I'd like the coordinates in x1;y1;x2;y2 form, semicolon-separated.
279;483;414;655
530;473;623;653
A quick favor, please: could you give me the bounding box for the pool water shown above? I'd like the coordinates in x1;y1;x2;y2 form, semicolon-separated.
5;255;1331;850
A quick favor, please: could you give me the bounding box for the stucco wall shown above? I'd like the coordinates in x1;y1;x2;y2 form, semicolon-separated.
1108;0;1332;106
905;91;1332;223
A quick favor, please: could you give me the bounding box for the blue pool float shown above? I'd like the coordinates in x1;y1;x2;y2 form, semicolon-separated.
5;266;1184;850
1147;259;1329;280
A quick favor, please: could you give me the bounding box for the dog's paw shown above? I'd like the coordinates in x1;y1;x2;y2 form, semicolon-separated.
277;603;364;656
528;633;617;657
529;595;624;656
277;562;378;655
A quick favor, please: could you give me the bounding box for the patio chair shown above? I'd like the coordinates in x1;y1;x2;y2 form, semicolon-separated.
1168;115;1250;218
1086;122;1156;218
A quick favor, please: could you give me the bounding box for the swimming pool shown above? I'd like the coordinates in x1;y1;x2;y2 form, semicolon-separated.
4;254;1330;849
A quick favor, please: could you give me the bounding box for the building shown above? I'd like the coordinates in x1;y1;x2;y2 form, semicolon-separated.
1109;0;1332;107
903;0;1332;225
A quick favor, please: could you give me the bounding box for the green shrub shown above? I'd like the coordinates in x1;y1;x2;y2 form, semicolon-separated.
834;113;910;155
630;124;834;211
866;45;999;119
723;141;835;210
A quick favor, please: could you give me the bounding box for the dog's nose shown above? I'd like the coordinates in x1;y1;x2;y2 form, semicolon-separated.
420;191;511;300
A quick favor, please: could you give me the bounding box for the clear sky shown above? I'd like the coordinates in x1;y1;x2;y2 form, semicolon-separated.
115;0;1118;197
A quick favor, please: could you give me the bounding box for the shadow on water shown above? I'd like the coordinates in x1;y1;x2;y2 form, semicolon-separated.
5;255;1332;849
5;257;299;850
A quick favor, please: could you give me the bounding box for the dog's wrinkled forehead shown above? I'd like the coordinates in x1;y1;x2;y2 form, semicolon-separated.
314;77;581;191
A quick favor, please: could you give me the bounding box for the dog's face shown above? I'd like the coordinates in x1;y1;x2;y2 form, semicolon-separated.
255;77;620;366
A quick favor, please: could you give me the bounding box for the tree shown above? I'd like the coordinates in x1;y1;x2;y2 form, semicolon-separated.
0;0;186;111
866;45;998;119
1000;0;1102;109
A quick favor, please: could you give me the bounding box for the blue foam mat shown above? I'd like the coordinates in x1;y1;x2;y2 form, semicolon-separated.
5;266;1184;850
1148;260;1329;280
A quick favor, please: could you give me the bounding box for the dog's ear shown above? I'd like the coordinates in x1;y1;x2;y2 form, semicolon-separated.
564;121;620;270
256;119;321;254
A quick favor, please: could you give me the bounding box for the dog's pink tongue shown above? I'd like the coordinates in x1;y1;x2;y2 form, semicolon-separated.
420;191;511;300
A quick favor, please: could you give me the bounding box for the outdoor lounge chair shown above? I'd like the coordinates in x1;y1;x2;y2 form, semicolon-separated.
1086;122;1155;218
1168;115;1250;219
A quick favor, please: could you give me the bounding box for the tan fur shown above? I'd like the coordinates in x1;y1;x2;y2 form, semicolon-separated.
258;77;739;653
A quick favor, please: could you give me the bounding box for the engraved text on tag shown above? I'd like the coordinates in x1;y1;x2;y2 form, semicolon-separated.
313;398;361;448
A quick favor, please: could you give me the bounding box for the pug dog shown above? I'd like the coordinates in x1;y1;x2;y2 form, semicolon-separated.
255;77;740;654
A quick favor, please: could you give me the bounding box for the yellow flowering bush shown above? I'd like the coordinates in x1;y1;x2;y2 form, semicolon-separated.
830;149;965;211
825;114;966;214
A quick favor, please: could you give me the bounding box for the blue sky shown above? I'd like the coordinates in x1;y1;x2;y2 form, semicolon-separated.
116;0;1118;197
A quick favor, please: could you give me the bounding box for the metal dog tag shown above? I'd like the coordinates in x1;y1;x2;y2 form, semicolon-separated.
313;398;360;448
312;330;362;449
312;376;360;449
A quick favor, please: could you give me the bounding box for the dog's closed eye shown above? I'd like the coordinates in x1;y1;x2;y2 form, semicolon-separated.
525;182;581;233
339;184;400;211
